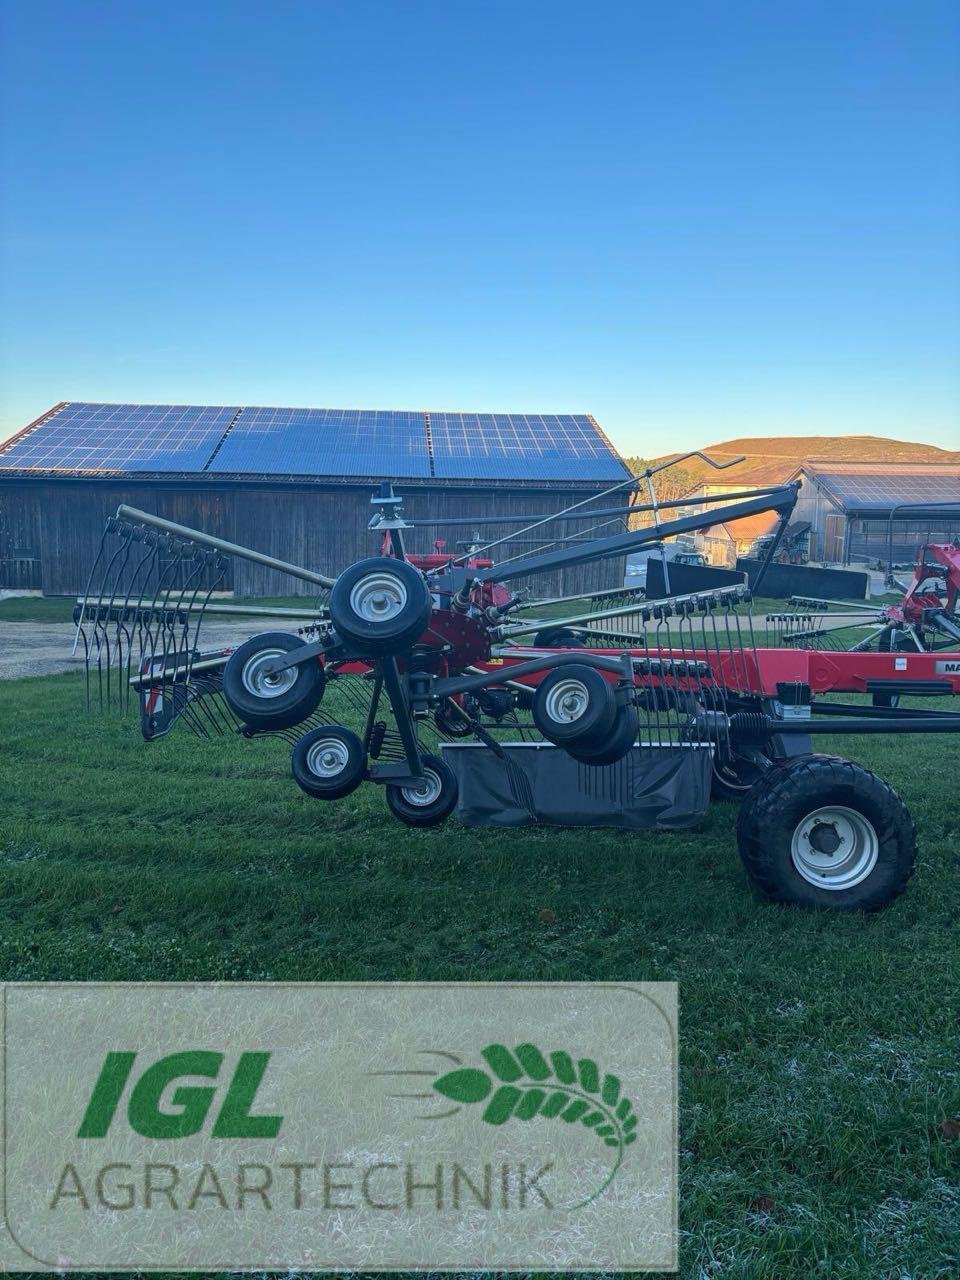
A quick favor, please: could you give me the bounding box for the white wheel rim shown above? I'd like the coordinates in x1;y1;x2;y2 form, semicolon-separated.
241;648;297;699
349;571;408;625
790;805;879;890
306;737;351;779
544;677;590;725
401;768;442;806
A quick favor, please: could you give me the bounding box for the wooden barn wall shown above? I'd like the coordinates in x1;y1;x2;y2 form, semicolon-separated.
0;487;43;588
1;481;628;599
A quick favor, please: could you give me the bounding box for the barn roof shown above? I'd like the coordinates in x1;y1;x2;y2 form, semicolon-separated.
0;402;631;485
800;462;960;514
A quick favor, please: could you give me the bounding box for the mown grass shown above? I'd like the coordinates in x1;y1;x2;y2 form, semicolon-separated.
0;672;958;1279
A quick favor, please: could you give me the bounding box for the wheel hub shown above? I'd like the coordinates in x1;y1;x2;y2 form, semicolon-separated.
306;737;350;778
241;649;297;699
791;805;879;890
349;572;408;624
402;769;442;806
545;678;588;724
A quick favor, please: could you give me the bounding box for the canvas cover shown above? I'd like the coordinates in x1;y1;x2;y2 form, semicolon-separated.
441;741;711;830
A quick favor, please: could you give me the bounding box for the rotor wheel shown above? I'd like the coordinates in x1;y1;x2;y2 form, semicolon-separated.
385;753;458;827
291;725;366;800
328;557;432;656
532;664;617;746
565;704;639;765
223;631;325;731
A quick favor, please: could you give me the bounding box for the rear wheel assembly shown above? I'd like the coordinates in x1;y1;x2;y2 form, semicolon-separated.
328;557;431;655
532;664;616;746
736;754;916;910
223;631;325;730
385;753;458;827
291;725;366;799
566;704;639;764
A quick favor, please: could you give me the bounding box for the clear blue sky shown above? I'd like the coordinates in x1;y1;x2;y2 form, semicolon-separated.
1;0;958;455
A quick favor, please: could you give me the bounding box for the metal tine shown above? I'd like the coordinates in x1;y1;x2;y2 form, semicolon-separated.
86;527;132;709
95;523;134;712
72;521;112;657
136;538;166;706
167;546;208;690
122;536;164;710
153;537;190;701
188;555;228;662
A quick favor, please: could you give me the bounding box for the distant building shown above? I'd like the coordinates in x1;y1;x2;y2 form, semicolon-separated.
792;462;960;565
680;458;960;568
0;402;633;596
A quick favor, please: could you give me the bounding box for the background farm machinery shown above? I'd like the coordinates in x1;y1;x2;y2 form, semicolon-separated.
74;461;960;911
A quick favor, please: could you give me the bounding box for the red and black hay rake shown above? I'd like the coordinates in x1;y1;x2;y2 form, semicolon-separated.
75;458;960;912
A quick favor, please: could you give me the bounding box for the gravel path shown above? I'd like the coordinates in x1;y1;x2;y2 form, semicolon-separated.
0;619;302;680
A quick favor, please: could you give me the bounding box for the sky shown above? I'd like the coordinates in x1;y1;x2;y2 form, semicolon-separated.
1;0;958;457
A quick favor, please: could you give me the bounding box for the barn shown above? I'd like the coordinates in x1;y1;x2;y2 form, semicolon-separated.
792;462;960;566
0;402;634;598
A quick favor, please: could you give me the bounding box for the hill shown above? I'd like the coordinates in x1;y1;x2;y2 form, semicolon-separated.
625;435;960;499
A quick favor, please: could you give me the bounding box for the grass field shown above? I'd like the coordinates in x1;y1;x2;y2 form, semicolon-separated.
1;668;958;1280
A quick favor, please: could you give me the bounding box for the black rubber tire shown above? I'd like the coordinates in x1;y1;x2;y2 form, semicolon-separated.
328;557;431;655
533;628;585;649
291;725;365;799
532;665;617;745
566;705;639;764
736;754;917;911
385;753;459;827
711;751;770;801
223;631;325;730
434;700;473;738
871;689;901;709
475;687;515;720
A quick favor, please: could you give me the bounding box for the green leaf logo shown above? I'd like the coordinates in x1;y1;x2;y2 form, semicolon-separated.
432;1041;637;1208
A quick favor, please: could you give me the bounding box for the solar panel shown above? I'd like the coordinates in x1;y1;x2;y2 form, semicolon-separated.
0;403;239;473
0;402;631;482
210;407;431;478
429;413;630;481
818;471;960;510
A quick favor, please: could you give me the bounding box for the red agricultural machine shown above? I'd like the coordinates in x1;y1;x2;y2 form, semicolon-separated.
74;458;960;912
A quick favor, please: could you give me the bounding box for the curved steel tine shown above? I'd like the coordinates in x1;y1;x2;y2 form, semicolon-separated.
73;522;111;657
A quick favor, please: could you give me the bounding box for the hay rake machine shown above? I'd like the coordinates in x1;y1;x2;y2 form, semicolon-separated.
768;538;960;654
75;455;960;911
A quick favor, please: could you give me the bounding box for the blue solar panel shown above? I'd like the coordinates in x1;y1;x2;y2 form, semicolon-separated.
0;403;239;473
816;470;960;510
210;407;431;478
0;402;631;482
429;412;630;481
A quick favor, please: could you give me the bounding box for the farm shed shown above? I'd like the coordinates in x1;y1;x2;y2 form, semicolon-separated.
791;462;960;565
0;402;634;597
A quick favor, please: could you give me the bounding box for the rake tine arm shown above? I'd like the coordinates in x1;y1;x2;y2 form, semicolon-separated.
115;505;336;589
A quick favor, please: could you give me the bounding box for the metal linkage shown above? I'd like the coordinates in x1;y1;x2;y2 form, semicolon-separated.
76;508;330;739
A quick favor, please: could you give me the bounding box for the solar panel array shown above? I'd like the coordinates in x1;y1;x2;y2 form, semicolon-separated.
0;403;240;473
211;407;431;478
429;412;628;480
0;402;631;482
817;470;960;511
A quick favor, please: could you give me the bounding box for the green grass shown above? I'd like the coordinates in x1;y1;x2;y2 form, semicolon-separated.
0;595;77;621
1;673;958;1280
